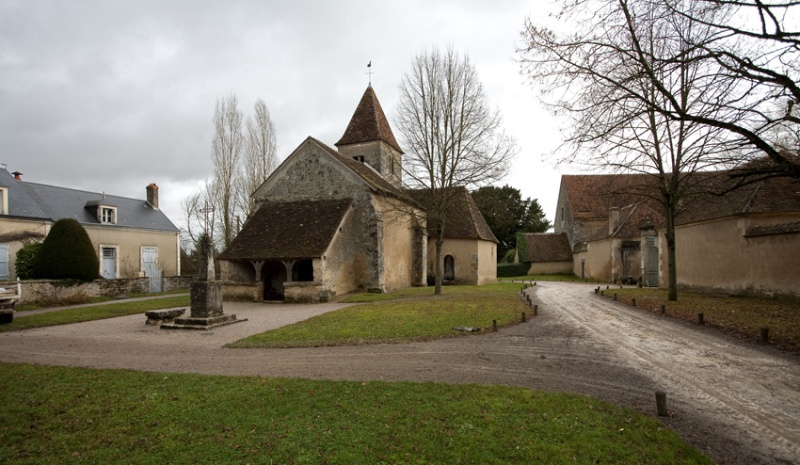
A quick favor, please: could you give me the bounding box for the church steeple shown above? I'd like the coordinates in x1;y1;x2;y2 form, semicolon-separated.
336;86;404;188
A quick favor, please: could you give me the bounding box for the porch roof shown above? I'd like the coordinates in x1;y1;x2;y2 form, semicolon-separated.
218;198;351;261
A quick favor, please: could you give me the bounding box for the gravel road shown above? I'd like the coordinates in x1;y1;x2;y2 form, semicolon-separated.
1;281;798;464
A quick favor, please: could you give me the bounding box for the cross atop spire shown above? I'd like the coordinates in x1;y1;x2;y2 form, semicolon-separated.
366;61;373;85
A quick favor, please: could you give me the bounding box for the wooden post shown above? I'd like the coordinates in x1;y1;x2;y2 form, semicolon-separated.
492;319;498;332
760;327;769;343
698;313;704;325
533;304;538;316
521;312;526;322
660;305;666;315
632;298;636;307
614;293;618;301
655;392;668;417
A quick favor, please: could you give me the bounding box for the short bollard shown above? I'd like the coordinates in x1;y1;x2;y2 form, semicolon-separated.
521;312;526;322
660;304;666;315
606;285;610;290
760;327;769;343
594;287;598;294
492;319;498;332
533;304;538;316
632;298;636;307
655;392;668;417
614;293;618;301
698;313;704;325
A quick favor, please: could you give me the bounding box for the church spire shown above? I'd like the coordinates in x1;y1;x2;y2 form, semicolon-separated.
335;85;403;154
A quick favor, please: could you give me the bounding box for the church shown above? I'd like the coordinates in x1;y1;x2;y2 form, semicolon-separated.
218;86;497;302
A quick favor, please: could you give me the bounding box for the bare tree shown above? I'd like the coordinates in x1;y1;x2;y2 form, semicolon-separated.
211;94;244;249
519;0;733;300
395;45;517;294
237;98;278;218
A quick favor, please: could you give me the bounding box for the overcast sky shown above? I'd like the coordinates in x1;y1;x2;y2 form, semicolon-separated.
0;0;566;232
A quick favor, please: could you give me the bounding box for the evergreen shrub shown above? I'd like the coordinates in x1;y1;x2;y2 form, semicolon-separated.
15;242;42;280
33;219;100;281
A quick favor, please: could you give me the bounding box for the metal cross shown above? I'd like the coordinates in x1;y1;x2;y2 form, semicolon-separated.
366;60;373;85
199;201;214;235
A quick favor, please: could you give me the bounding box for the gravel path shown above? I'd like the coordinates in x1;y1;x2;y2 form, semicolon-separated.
0;281;798;464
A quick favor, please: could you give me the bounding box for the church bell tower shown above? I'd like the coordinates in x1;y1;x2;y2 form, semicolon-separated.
335;85;404;188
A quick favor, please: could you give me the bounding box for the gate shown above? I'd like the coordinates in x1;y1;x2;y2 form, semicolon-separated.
148;269;163;293
644;236;659;287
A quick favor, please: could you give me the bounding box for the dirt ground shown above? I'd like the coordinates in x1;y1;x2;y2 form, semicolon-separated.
1;281;798;465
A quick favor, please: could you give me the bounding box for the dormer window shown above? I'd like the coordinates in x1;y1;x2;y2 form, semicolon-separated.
353;156;365;163
101;206;117;224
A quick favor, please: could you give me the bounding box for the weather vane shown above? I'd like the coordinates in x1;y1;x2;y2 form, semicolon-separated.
367;61;373;85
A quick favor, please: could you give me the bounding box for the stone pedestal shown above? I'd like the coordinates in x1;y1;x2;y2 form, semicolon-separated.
161;281;246;330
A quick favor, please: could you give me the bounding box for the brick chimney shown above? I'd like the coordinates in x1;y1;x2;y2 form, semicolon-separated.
12;171;22;181
146;183;159;210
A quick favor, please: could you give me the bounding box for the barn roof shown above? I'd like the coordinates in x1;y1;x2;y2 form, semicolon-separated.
518;233;572;262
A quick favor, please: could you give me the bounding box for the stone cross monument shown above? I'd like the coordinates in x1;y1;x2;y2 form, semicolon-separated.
162;234;245;330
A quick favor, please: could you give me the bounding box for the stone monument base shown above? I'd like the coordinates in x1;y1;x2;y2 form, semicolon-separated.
161;313;247;330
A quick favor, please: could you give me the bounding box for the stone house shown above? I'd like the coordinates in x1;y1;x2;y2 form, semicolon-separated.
218;85;497;302
554;173;800;296
0;167;180;280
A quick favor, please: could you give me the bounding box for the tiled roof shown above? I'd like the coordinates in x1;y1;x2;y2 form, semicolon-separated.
519;233;572;262
675;174;800;225
562;174;663;220
218;199;351;261
335;85;403;153
745;221;800;237
0;169;178;232
561;172;800;231
407;187;498;242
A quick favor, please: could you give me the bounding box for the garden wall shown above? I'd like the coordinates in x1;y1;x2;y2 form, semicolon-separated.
3;276;195;305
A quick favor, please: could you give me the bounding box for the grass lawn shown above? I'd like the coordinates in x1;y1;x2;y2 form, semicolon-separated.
0;363;712;465
228;283;529;348
0;295;190;333
600;287;800;351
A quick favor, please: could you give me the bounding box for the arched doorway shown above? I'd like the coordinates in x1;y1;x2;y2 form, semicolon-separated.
444;254;455;281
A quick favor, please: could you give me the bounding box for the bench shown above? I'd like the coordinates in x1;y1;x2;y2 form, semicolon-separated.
145;308;186;325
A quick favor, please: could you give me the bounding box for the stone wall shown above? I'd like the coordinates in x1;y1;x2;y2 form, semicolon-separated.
8;276;194;305
284;281;334;303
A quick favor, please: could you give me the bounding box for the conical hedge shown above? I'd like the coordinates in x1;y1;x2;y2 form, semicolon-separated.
33;219;100;281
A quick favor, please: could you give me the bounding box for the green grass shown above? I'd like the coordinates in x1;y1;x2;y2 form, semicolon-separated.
0;296;190;332
0;363;712;465
601;288;800;351
229;283;529;348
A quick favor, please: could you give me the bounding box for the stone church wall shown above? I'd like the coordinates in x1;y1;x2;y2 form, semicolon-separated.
255;142;384;292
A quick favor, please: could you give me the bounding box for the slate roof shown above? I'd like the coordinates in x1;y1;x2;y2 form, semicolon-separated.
0;169;178;232
562;174;663;221
218;199;352;261
335;85;403;153
407;187;498;242
519;233;572;262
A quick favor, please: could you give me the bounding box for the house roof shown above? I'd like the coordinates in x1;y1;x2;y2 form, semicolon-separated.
335;85;403;153
407;187;498;242
519;233;572;262
0;169;178;232
560;172;800;233
218;198;352;261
